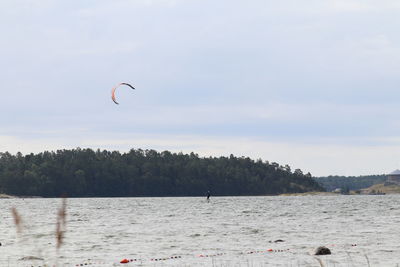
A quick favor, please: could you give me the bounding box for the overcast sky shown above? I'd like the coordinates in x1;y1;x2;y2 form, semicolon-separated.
1;0;399;176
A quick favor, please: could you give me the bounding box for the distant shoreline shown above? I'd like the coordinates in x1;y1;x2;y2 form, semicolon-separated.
0;194;17;199
1;191;397;199
279;191;339;196
0;193;336;198
0;194;44;199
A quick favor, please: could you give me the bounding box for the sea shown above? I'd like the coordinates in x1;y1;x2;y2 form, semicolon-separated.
1;195;400;267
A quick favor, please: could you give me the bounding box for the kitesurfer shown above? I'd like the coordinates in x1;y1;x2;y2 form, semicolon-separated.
206;191;211;202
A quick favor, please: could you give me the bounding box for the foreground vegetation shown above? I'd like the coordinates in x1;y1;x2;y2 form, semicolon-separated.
0;148;323;197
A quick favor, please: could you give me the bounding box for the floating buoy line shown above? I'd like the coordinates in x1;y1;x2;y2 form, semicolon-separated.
21;244;358;267
20;249;303;267
67;248;291;266
116;249;291;265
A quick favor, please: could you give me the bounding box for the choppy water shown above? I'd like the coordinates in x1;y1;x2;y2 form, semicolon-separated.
1;195;400;266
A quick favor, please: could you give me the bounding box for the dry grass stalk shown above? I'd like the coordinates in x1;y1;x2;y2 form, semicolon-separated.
314;257;325;267
56;198;67;250
364;254;371;267
11;207;22;234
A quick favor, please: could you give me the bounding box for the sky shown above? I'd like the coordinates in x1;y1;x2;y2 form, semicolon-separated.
1;0;400;176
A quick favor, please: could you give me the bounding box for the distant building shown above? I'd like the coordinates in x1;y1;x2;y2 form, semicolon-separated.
387;169;400;185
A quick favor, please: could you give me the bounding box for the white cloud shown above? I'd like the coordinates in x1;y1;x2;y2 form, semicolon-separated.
329;0;371;12
1;0;400;177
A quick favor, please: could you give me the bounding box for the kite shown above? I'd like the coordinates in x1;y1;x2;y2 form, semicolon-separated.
111;82;135;105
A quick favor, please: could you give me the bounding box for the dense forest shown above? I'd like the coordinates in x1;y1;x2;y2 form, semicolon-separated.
0;148;323;197
315;175;387;192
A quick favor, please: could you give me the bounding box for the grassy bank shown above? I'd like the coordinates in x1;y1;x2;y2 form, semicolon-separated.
0;193;16;198
279;191;338;196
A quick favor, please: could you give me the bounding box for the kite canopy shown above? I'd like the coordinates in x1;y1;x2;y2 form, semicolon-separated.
111;83;135;104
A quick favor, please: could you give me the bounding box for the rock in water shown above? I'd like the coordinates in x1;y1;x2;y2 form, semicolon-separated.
315;246;331;255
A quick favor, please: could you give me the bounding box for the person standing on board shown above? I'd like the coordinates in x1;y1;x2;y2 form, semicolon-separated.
206;191;211;202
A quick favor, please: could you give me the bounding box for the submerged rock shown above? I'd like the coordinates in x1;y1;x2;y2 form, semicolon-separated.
315;246;331;255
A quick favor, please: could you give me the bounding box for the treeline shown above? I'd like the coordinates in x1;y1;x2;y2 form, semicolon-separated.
315;175;387;192
0;148;323;197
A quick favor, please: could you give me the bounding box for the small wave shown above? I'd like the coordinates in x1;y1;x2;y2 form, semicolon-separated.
190;233;201;237
18;256;44;261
